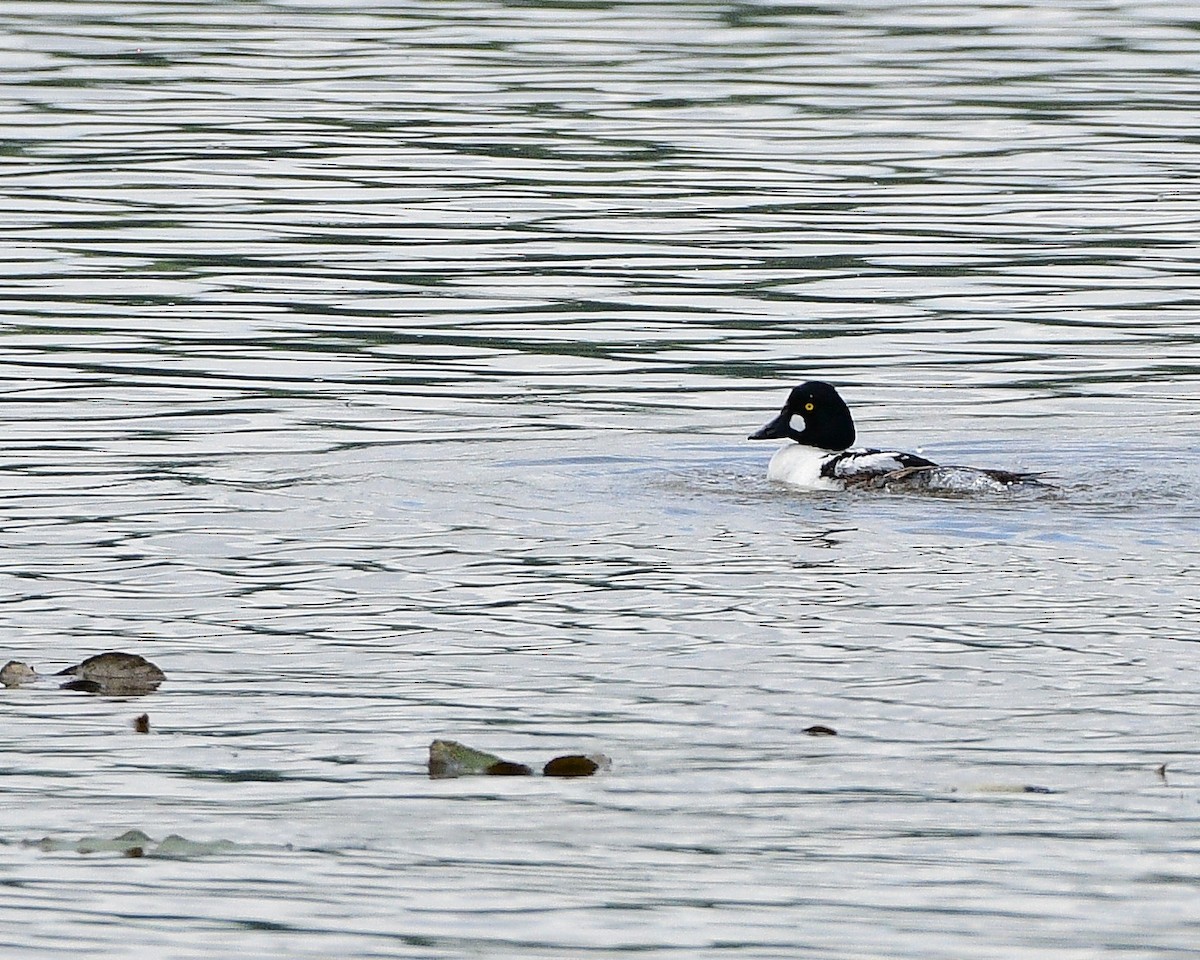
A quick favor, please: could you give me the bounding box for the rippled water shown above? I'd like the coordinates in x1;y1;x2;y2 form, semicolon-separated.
2;0;1200;957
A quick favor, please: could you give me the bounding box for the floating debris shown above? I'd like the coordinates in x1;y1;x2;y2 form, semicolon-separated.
133;713;151;734
802;725;838;737
56;652;165;696
429;740;607;779
0;661;38;688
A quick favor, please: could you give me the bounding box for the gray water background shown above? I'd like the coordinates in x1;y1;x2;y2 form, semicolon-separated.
2;0;1199;956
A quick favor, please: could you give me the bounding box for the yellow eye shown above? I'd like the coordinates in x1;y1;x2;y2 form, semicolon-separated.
804;402;814;411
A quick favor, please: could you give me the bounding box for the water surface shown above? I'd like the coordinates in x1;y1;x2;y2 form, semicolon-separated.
2;1;1200;957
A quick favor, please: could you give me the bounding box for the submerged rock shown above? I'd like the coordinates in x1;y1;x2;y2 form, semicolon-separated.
152;834;240;857
429;739;608;779
0;661;38;688
34;829;152;855
28;829;238;858
429;739;531;778
952;783;1056;795
56;652;165;696
2;653;164;695
543;754;610;778
485;760;535;776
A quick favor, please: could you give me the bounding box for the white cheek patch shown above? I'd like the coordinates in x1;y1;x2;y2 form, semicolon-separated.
789;414;807;434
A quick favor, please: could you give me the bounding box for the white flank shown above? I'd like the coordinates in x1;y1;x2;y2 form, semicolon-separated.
766;444;843;490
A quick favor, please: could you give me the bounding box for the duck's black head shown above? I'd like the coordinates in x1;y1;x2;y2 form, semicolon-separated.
748;381;856;450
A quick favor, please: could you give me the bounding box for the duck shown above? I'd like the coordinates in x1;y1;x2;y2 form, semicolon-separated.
749;381;1048;493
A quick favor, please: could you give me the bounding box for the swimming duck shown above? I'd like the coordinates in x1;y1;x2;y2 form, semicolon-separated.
749;381;1047;493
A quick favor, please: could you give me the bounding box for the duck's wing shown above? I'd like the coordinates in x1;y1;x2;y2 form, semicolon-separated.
823;449;936;484
856;464;1053;493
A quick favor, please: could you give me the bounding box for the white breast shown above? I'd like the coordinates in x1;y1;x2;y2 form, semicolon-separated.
765;444;843;490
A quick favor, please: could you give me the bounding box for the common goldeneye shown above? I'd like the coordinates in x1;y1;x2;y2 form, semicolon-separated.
749;381;1047;493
